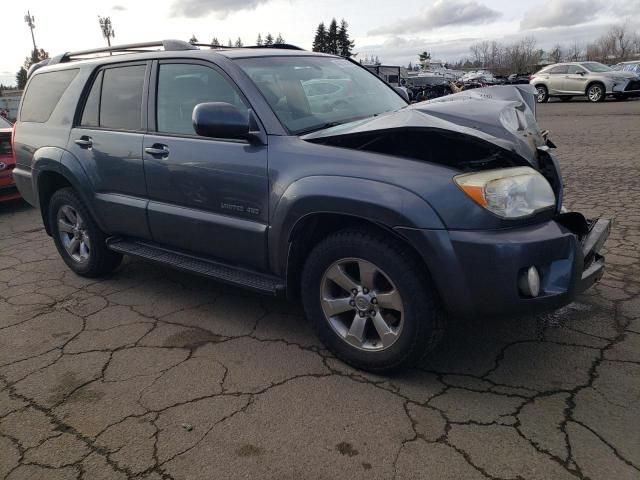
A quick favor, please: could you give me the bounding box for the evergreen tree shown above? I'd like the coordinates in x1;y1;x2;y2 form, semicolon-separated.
312;22;327;52
275;33;285;44
327;19;339;55
235;37;243;47
23;48;49;70
189;35;198;44
227;39;233;47
337;19;354;57
210;37;220;48
408;61;413;70
16;67;27;89
256;33;263;46
264;33;274;46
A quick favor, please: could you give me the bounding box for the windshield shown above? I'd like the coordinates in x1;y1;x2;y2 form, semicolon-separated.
235;56;407;134
582;62;613;73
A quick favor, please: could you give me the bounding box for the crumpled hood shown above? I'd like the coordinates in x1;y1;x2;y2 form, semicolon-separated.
302;85;546;165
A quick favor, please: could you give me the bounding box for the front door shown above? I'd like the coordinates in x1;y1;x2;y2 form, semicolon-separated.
563;65;589;94
143;60;269;271
67;62;151;239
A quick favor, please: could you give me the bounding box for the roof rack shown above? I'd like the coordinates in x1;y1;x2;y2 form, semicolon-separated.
191;43;305;51
27;40;307;78
27;39;198;77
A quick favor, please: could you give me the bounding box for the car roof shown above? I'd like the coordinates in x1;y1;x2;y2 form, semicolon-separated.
29;43;337;78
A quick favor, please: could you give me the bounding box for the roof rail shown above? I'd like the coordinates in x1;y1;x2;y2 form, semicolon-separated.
192;43;305;51
43;39;197;68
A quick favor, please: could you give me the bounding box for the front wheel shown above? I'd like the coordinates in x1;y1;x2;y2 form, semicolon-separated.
301;229;445;372
587;83;606;102
536;85;549;103
49;188;122;277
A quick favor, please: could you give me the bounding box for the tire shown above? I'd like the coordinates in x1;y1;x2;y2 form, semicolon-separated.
301;228;445;373
586;83;606;102
535;85;548;103
49;187;122;277
560;96;573;102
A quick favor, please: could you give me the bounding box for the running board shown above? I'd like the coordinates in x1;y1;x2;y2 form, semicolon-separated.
107;238;284;295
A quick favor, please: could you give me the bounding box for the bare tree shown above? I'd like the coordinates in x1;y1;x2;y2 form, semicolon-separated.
549;44;563;63
566;41;582;61
607;24;633;61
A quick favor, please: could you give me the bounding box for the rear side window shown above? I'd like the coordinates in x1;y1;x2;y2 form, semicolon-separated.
567;65;586;74
549;65;569;74
99;65;146;130
21;69;79;123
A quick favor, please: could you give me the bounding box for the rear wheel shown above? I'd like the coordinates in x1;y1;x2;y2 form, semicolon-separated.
49;188;122;277
587;83;606;102
301;228;445;373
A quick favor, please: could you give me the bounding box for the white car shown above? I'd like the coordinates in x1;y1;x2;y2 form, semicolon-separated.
530;61;640;102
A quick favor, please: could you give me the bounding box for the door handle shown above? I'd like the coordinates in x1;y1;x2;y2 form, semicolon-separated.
74;136;93;149
144;144;170;158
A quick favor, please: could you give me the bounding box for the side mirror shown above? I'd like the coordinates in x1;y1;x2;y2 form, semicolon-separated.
394;86;410;102
192;102;254;141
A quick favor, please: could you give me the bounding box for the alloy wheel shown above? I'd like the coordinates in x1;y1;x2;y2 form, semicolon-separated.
588;85;603;102
320;258;404;351
536;87;546;102
57;205;91;264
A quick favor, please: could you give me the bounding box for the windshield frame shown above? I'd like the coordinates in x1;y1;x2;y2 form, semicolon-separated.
581;62;613;73
233;54;408;136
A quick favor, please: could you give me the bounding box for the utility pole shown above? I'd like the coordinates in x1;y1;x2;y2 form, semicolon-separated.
24;11;37;52
98;16;115;47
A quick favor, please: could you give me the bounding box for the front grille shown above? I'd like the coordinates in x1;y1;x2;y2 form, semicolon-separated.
625;80;640;91
0;138;11;156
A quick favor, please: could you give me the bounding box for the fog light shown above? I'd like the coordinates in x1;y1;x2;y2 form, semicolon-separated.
519;266;540;297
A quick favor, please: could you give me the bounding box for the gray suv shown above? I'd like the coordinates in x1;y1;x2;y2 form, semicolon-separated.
13;40;610;372
530;61;640;102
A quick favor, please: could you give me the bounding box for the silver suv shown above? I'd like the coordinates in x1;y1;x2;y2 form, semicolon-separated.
530;61;640;103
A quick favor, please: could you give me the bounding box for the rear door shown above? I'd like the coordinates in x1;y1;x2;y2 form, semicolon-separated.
143;60;269;270
67;62;151;239
564;65;589;94
545;65;569;94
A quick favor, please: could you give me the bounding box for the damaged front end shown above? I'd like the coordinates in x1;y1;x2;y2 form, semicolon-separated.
302;84;610;313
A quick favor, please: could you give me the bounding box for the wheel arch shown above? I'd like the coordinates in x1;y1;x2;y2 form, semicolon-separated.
585;80;606;96
35;151;104;236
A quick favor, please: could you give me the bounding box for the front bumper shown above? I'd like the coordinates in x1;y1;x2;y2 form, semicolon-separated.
612;79;640;96
396;213;610;317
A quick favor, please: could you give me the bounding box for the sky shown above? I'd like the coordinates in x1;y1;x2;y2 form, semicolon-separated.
1;0;638;86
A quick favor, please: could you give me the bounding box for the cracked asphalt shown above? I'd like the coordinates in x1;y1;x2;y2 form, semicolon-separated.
1;98;639;480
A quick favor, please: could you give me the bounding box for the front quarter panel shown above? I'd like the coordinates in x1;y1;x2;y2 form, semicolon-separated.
269;175;445;275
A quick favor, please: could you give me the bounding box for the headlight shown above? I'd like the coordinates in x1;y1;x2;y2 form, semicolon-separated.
454;167;555;218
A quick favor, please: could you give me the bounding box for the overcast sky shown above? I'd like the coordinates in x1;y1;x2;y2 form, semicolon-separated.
1;0;638;85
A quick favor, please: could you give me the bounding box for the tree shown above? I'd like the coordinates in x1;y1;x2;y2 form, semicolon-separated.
227;39;233;47
211;37;220;48
275;33;285;44
312;22;327;52
549;44;563;63
607;24;633;61
337;19;354;57
16;67;27;89
327;19;339;55
418;51;431;68
23;48;49;70
256;33;263;46
407;61;413;70
189;35;198;44
264;33;274;46
235;37;243;47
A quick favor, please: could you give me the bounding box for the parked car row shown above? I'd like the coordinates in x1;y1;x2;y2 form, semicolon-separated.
0;116;20;202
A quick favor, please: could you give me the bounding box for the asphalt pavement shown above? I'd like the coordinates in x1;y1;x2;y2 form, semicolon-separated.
0;98;639;479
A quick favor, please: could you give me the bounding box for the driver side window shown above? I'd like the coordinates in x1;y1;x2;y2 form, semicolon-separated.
156;63;247;135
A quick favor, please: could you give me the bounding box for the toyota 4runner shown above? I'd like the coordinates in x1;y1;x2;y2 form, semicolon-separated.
13;40;610;372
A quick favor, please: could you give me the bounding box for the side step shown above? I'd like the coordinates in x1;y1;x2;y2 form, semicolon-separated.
107;238;284;295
